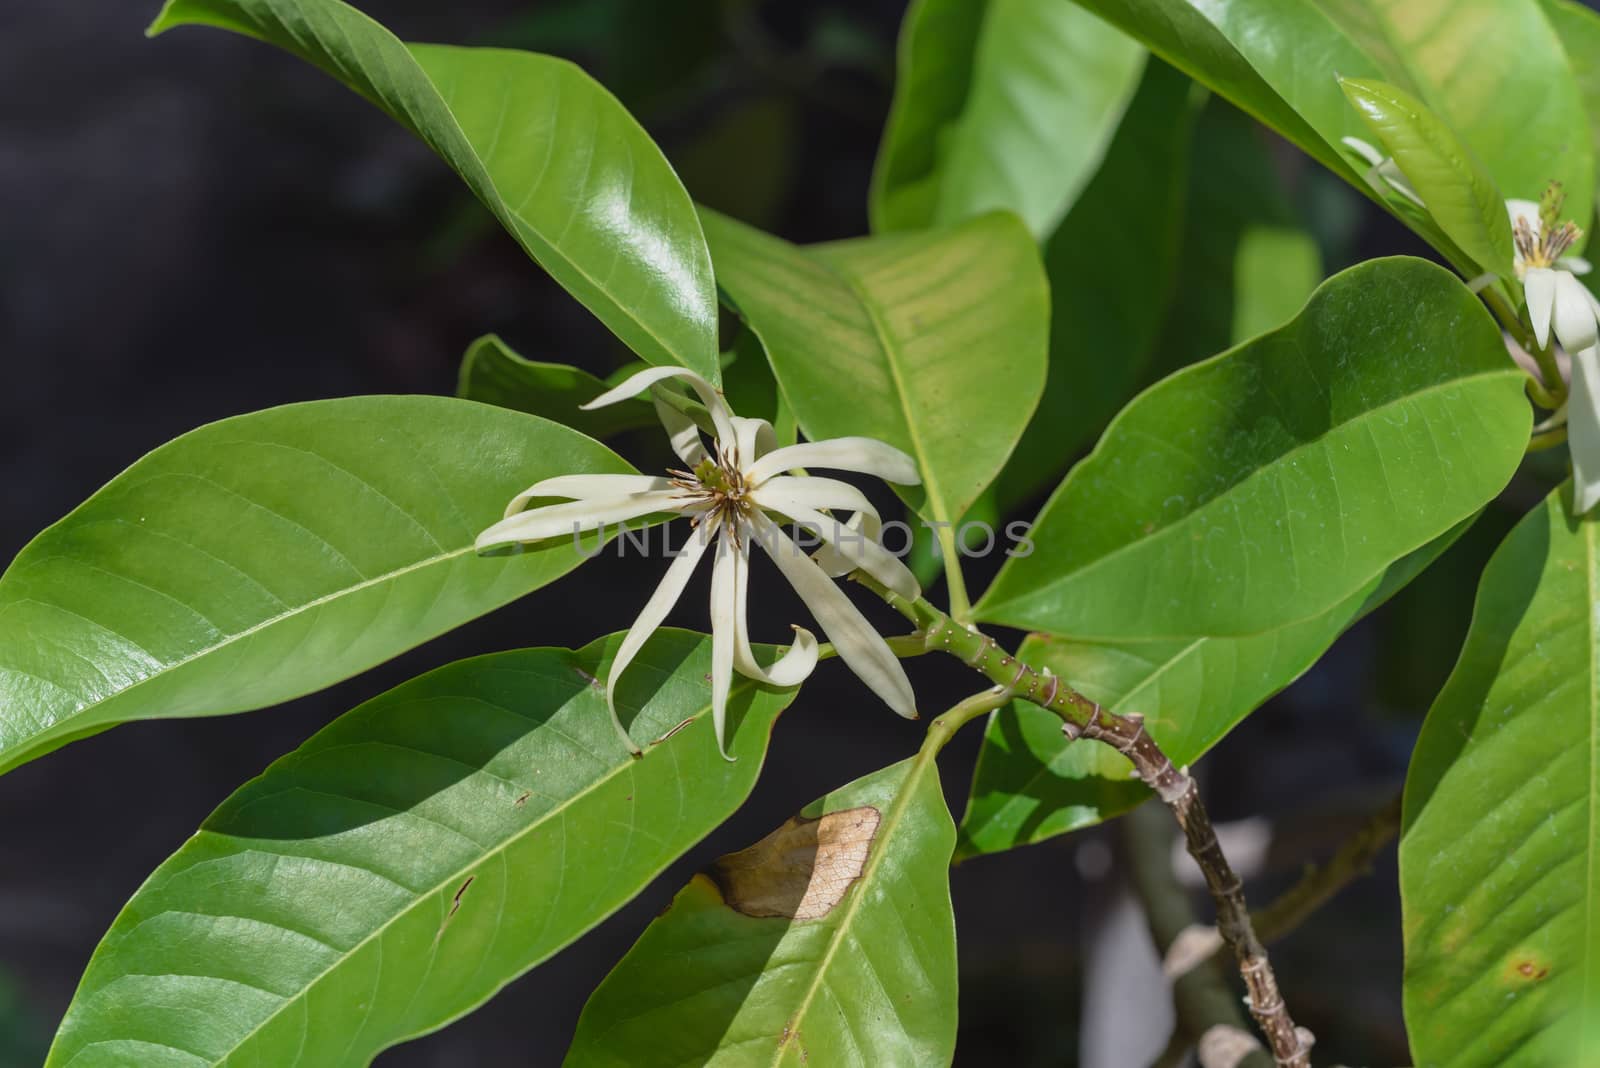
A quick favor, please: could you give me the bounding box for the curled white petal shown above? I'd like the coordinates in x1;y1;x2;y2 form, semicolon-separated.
783;504;920;601
604;526;716;752
812;511;880;579
1552;272;1600;356
1561;255;1593;276
731;416;777;471
751;512;917;719
1570;346;1600;514
724;532;819;689
1340;136;1384;167
501;474;673;519
582;365;737;446
654;396;708;467
747;437;921;487
749;475;880;521
1526;267;1559;351
476;490;682;550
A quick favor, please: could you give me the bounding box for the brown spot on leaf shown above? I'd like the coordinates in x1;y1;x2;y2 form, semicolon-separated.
514;792;531;807
449;875;475;919
1509;956;1550;982
708;806;880;920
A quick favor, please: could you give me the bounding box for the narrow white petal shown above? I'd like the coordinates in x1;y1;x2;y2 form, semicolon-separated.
747;438;921;487
731;416;777;471
783;504;920;600
729;536;818;687
1526;267;1558;351
476;490;682;550
751;513;917;719
709;535;739;761
582;365;737;447
1553;272;1600;356
749;475;880;520
1570;346;1600;514
604;526;715;751
654;396;708;467
501;474;673;519
1507;198;1542;236
1340;136;1384;167
1378;166;1424;208
812;511;880;579
1561;256;1593;276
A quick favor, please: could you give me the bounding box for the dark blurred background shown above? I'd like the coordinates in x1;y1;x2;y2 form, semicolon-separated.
0;2;1568;1065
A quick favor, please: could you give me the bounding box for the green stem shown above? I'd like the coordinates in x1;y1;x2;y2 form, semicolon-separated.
920;687;1012;758
1484;285;1567;405
852;573;1313;1068
934;524;972;620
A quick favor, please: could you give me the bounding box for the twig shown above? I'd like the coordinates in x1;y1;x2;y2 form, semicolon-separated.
1124;803;1274;1068
855;575;1313;1067
1166;793;1403;979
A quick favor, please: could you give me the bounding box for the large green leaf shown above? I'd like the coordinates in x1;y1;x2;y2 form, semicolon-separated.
566;755;958;1067
994;57;1201;510
700;207;1049;527
1544;0;1600;216
48;630;799;1067
1341;78;1515;279
959;519;1465;856
1402;487;1600;1066
1140;97;1323;396
456;334;656;439
871;0;1146;238
1074;0;1593;264
975;257;1529;640
151;0;721;383
0;397;630;776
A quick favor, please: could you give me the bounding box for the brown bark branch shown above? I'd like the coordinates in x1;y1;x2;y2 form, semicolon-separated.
877;594;1313;1067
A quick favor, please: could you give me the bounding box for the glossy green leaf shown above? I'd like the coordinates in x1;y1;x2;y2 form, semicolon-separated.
871;0;1146;238
0;397;631;776
1342;78;1515;278
976;257;1529;640
150;0;721;384
995;58;1201;509
959;519;1466;856
1144;98;1324;385
1543;0;1600;216
700;207;1049;526
1402;487;1600;1066
1074;0;1592;264
48;630;799;1067
456;334;656;439
567;755;958;1067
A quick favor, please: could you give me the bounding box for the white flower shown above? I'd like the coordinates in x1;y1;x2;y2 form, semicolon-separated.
1507;196;1600;513
1341;137;1423;207
477;366;922;758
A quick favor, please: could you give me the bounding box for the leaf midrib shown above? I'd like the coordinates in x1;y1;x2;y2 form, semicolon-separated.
982;363;1519;634
99;683;747;1068
772;753;939;1066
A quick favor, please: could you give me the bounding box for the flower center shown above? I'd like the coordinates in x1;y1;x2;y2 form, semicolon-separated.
670;452;753;541
1516;181;1584;270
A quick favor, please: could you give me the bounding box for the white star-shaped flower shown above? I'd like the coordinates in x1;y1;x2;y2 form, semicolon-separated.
477;366;921;757
1507;196;1600;513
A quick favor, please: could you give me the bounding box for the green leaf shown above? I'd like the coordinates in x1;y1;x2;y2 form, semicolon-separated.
150;0;721;384
1543;0;1600;219
975;257;1529;640
700;207;1049;526
456;334;657;438
0;396;631;776
1074;0;1593;265
958;519;1466;856
1341;78;1515;278
47;630;799;1067
1144;98;1324;385
994;57;1201;509
1402;487;1600;1066
871;0;1146;238
566;755;958;1067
